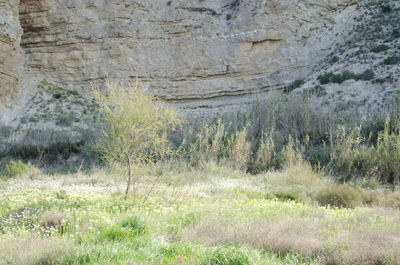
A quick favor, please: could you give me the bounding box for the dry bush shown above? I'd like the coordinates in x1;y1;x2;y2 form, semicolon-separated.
0;236;71;265
39;211;67;233
369;190;400;209
313;183;363;208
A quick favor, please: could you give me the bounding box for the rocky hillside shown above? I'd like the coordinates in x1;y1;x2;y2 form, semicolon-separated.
296;0;400;119
0;0;399;150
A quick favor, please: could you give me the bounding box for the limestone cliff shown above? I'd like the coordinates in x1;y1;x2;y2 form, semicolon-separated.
0;0;24;105
1;0;400;151
4;0;358;117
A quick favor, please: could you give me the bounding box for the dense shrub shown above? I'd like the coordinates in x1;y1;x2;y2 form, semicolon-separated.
358;69;375;81
317;71;357;84
330;56;339;64
393;29;400;38
317;70;375;84
284;79;304;94
370;44;390;53
381;5;392;13
383;56;399;65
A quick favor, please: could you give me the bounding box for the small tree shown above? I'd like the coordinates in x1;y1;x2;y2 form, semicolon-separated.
92;79;182;201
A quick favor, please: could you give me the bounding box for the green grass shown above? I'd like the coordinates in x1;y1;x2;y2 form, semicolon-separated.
0;163;400;264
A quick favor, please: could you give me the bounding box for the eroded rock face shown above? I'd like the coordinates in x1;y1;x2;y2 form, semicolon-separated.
0;0;24;105
14;0;357;117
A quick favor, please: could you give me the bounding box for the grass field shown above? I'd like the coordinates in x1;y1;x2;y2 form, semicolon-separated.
1;162;400;265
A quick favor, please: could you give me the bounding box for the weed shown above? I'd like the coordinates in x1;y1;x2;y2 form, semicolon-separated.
202;247;251;265
121;216;147;236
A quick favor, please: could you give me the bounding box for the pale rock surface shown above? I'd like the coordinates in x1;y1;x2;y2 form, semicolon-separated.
3;0;358;121
0;0;24;105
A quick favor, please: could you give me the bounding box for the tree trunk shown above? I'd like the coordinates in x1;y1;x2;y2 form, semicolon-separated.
124;157;132;201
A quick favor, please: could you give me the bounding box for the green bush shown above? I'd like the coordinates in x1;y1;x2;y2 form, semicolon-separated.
393;29;400;38
284;79;304;94
4;160;31;178
358;69;375;81
330;56;339;64
317;71;357;84
381;5;392;13
383;56;398;65
317;70;374;84
318;72;335;85
371;44;390;53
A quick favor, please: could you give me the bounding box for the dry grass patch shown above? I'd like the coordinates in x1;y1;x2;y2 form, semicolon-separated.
181;210;400;265
266;163;322;187
323;227;400;265
0;236;72;265
181;218;324;258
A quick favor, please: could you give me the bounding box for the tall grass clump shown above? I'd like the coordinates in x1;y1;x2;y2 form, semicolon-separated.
279;136;303;168
227;126;251;170
252;131;277;172
328;119;400;184
181;121;227;167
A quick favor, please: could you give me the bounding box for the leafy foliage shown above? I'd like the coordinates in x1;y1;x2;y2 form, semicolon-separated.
92;79;182;199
